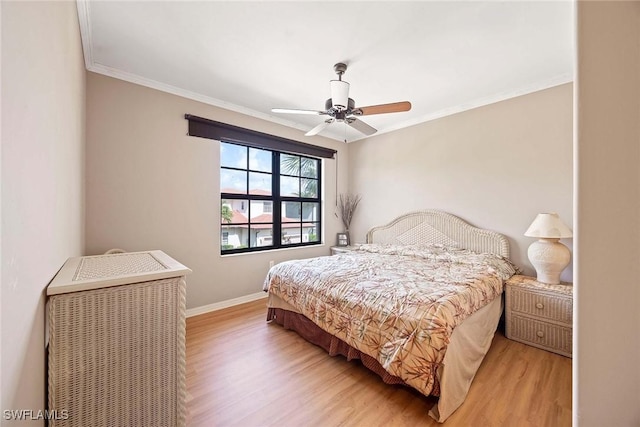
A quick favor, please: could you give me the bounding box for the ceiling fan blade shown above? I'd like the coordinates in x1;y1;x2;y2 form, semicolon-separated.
272;108;328;115
352;101;412;116
346;118;377;136
305;119;334;136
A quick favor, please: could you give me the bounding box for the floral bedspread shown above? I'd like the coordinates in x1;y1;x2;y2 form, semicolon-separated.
263;243;518;397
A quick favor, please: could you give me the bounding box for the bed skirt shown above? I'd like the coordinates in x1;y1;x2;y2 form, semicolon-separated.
265;294;503;422
266;307;440;396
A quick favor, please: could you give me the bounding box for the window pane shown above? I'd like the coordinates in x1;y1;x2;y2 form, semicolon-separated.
221;169;247;194
249;172;272;195
250;200;272;221
282;223;302;245
282;202;301;221
280;154;300;176
302;202;319;221
306;228;320;243
300;178;317;198
249;147;272;173
221;224;248;250
221;199;248;220
221;201;234;224
280;176;299;197
251;226;273;248
300;157;318;179
220;142;247;169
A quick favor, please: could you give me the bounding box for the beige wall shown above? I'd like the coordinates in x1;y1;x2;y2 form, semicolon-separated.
85;73;348;309
348;84;574;280
84;75;574;316
575;2;640;425
1;1;85;423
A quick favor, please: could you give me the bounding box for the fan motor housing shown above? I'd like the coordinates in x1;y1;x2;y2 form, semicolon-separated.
325;98;355;114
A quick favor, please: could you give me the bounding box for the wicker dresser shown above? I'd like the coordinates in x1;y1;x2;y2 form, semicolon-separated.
46;250;191;427
505;275;573;357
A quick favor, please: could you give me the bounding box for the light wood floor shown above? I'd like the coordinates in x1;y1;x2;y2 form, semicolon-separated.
186;299;571;427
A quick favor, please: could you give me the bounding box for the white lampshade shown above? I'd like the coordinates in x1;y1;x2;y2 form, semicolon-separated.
525;212;572;285
330;80;350;110
524;213;573;239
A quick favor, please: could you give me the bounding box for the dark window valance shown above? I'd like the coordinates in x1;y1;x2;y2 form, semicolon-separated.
185;114;336;159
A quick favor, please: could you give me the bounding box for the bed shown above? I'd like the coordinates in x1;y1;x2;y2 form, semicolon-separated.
263;210;518;422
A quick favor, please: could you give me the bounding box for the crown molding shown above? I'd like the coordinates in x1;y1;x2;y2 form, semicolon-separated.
89;62;316;135
354;73;574;143
76;0;93;70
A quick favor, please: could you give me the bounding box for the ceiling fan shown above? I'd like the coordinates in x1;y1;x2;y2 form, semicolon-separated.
271;63;412;137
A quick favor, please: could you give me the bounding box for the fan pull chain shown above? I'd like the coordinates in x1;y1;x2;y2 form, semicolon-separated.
335;151;340;219
344;120;347;143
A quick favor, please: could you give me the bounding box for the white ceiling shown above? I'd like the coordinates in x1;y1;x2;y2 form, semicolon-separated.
78;1;574;142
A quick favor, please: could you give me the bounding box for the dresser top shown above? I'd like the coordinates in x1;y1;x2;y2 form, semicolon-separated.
506;274;573;295
47;250;191;295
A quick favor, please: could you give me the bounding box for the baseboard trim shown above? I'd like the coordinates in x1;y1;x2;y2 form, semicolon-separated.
186;292;267;318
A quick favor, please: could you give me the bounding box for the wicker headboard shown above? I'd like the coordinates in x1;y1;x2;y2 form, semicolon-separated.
366;210;509;258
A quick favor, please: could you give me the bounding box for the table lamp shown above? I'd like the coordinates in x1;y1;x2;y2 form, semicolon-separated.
524;212;573;285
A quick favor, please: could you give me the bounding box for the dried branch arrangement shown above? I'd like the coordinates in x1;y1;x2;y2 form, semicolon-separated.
338;193;362;231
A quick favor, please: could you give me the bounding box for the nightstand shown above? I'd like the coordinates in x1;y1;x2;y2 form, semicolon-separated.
330;246;358;255
505;275;573;357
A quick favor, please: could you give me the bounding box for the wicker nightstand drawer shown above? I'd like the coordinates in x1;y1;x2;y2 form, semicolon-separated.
508;315;572;357
330;246;358;255
509;288;572;324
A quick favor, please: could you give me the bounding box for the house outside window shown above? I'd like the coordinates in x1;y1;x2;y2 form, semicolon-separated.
220;141;321;254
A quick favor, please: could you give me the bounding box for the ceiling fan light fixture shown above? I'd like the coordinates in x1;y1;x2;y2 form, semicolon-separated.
330;80;350;111
271;62;411;138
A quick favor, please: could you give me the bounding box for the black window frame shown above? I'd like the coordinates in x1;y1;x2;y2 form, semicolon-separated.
220;141;322;255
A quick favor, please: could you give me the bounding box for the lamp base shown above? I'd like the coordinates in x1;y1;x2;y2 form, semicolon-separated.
527;239;570;285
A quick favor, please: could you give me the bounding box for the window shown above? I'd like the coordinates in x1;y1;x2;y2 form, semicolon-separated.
220;141;321;254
